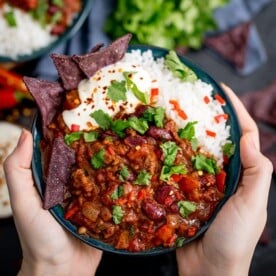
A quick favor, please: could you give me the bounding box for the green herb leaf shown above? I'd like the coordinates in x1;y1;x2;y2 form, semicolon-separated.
128;117;149;134
111;119;130;138
64;131;83;145
83;131;99;142
178;121;198;140
90;110;112;130
134;170;151;185
176;237;185;247
123;71;149;104
111;185;124;200
192;154;218;174
30;0;49;28
52;0;63;7
142;106;165;128
222;142;236;158
112;205;124;224
165;50;197;82
160;141;179;166
91;149;105;169
178;200;197;218
160;164;187;182
4;11;17;27
107;80;127;102
119;165;130;181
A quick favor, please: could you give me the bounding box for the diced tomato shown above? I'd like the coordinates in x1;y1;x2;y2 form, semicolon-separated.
107;145;115;156
214;113;229;123
155;224;175;244
64;205;79;220
70;124;80;132
171;174;183;183
178;176;199;193
138;188;147;200
216;170;226;193
206;129;216;137
214;93;225;105
186;225;198;237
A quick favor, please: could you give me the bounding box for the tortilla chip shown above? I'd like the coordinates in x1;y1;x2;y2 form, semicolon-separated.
72;33;132;78
23;77;64;132
43;137;76;209
204;22;250;69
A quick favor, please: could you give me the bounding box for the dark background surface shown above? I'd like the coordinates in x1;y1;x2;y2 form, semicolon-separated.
0;1;275;275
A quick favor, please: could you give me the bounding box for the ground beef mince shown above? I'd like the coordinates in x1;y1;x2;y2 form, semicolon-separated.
47;98;225;252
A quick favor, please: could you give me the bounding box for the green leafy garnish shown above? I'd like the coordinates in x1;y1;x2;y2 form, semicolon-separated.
112;205;124;224
104;0;228;49
176;237;185;247
123;72;149;104
4;11;17;27
222;142;236;158
165;50;197;82
178;200;197;218
160;141;179;166
160;164;187;182
83;131;99;142
30;0;49;28
64;131;82;145
111;119;129;138
91;149;105;169
192;154;218;174
134;170;151;185
107;80;127;102
128;117;149;134
178;121;198;140
111;185;124;200
52;0;63;7
119;165;130;181
142;106;165;128
90;110;112;130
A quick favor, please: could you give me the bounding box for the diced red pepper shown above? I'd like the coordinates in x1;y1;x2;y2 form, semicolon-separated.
70;124;80;132
203;96;210;104
64;205;79;220
169;99;188;120
206;129;216;137
138;188;147;200
216;170;226;193
214;93;225;105
214;113;229;123
0;87;20;109
150;87;159;103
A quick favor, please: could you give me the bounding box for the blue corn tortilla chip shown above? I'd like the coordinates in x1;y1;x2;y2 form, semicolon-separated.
23;77;64;134
43;137;76;209
72;33;132;78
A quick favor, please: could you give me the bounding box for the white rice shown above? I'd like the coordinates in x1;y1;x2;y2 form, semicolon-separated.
0;4;56;59
121;50;231;166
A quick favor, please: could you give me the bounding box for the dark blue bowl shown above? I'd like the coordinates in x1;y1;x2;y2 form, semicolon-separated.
0;0;93;63
32;45;241;256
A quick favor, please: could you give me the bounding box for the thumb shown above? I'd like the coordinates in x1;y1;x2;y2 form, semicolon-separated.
4;129;42;213
238;132;273;209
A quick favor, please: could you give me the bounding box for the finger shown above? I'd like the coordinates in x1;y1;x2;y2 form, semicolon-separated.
4;129;42;212
238;132;273;208
221;83;260;150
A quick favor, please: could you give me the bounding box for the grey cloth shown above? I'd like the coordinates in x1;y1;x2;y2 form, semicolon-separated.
33;0;271;79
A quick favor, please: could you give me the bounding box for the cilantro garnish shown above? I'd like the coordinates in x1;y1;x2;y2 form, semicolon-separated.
90;110;112;130
112;205;124;224
178;200;197;218
134;170;151;185
142;106;165;128
119;165;130;181
160;141;179;166
111;185;124;200
4;11;17;27
107;80;127;102
165;50;197;82
178;121;198;140
64;131;83;145
222;142;236;158
128;117;149;134
83;131;99;142
160;164;187;182
192;154;218;174
91;149;105;169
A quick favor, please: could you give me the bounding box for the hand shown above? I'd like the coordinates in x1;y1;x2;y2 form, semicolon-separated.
4;130;102;276
176;84;273;276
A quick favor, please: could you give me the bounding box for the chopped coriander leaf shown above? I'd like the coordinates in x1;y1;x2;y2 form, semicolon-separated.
128;117;149;134
176;237;185;247
83;131;98;142
190;137;199;151
123;71;149;104
192;154;218;174
178;121;198;140
64;131;83;145
4;11;17;27
107;80;127;102
50;11;62;25
134;170;151;185
160;141;179;166
112;205;124;224
142;106;165;128
160;164;186;182
111;119;129;137
222;142;236;158
178;200;197;218
111;185;124;200
30;0;48;28
165;50;197;82
52;0;63;7
119;165;130;181
90;110;112;130
91;149;105;169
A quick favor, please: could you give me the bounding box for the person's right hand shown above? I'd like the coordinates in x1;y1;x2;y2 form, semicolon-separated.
176;84;273;276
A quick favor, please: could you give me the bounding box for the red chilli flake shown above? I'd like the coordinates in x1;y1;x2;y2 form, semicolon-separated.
214;93;225;105
150;87;159;103
206;130;217;137
70;124;80;132
169;99;188;120
203;96;210;104
214;113;229;123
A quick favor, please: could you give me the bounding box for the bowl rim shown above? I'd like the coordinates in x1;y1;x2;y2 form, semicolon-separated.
0;0;93;63
31;44;242;256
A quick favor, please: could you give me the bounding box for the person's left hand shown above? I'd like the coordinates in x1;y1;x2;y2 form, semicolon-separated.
4;129;102;276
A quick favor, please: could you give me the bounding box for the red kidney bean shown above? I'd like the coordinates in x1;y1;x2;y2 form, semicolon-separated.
141;199;166;222
147;126;172;140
